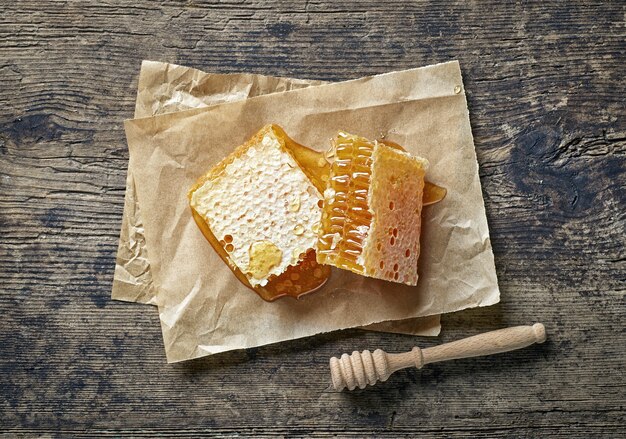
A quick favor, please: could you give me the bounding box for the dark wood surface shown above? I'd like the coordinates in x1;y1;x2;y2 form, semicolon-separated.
1;1;624;437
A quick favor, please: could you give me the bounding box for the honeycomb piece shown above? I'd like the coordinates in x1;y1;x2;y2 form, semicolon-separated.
317;132;428;285
188;125;330;301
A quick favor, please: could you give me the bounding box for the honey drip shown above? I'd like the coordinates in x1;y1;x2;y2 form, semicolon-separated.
422;182;447;206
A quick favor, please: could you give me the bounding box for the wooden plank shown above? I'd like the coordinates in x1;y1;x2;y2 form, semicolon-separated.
0;0;624;436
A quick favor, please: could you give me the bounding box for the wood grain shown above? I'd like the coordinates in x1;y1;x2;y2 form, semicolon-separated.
0;0;624;436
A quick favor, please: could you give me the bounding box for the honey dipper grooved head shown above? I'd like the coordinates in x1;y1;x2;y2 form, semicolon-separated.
330;349;390;391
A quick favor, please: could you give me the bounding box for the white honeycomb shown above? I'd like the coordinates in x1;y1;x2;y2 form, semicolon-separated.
190;131;322;287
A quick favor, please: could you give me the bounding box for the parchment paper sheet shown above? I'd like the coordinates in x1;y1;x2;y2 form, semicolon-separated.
112;60;442;335
124;60;500;362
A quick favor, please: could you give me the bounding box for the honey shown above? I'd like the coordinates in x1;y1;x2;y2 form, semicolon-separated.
247;240;283;280
316;133;375;273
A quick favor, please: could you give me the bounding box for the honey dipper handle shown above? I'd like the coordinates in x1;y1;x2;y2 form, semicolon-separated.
421;323;546;365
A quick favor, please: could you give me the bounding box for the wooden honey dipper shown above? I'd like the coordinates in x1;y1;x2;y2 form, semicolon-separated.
330;323;546;391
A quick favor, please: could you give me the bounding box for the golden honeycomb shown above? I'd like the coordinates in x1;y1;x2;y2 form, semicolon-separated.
316;132;430;285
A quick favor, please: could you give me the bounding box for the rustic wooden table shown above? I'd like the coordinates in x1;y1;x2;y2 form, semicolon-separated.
1;1;624;437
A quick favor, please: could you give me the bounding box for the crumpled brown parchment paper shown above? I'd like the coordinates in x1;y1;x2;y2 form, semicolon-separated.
123;60;500;362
